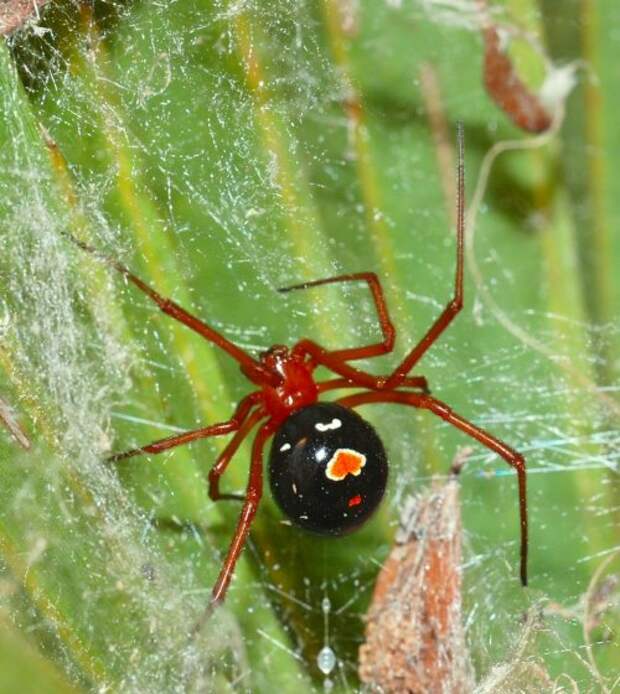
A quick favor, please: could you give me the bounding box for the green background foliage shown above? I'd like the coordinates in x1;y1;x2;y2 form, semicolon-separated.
0;1;619;691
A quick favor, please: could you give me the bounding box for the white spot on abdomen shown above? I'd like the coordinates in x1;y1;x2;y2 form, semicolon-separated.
315;418;342;432
280;442;292;452
315;447;327;462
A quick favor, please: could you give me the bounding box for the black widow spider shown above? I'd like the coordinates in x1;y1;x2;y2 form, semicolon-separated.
81;124;527;608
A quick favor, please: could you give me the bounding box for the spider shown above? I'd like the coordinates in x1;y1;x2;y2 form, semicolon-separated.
81;124;527;608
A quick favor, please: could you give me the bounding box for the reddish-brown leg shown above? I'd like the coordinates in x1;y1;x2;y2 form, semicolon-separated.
318;376;430;394
291;124;465;391
71;238;278;387
109;392;261;462
210;421;272;605
291;338;395;390
337;388;528;586
208;408;266;502
278;272;395;361
382;123;464;389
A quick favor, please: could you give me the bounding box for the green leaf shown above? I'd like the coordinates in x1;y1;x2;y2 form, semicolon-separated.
1;1;619;690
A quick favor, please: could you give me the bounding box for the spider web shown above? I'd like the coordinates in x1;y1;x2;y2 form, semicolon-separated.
1;1;619;691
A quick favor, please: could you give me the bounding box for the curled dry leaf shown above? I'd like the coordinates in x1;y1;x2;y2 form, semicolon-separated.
359;471;474;693
482;25;552;134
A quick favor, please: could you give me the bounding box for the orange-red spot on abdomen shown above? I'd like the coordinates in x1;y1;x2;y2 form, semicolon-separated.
348;495;362;508
326;448;366;481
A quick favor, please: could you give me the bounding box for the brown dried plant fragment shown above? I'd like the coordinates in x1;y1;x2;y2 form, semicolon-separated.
0;0;49;35
483;25;552;133
359;458;474;693
0;394;31;450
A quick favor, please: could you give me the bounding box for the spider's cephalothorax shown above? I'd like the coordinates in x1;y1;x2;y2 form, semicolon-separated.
269;403;388;535
91;124;528;614
256;344;319;425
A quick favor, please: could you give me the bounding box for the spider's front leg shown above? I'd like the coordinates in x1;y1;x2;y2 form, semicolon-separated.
318;376;430;394
380;122;465;390
291;339;395;391
278;272;395;361
288;124;466;392
70;237;279;387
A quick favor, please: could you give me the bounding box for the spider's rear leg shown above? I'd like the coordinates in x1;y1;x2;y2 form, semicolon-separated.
336;388;528;586
208;408;266;502
278;272;395;361
142;420;266;543
193;421;272;632
108;392;261;463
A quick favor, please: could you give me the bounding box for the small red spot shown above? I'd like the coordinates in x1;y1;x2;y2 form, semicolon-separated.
348;495;362;508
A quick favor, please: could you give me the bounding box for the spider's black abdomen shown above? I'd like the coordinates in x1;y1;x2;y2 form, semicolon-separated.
268;403;388;535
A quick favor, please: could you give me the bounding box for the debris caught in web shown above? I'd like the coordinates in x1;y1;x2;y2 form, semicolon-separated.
359;453;475;692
